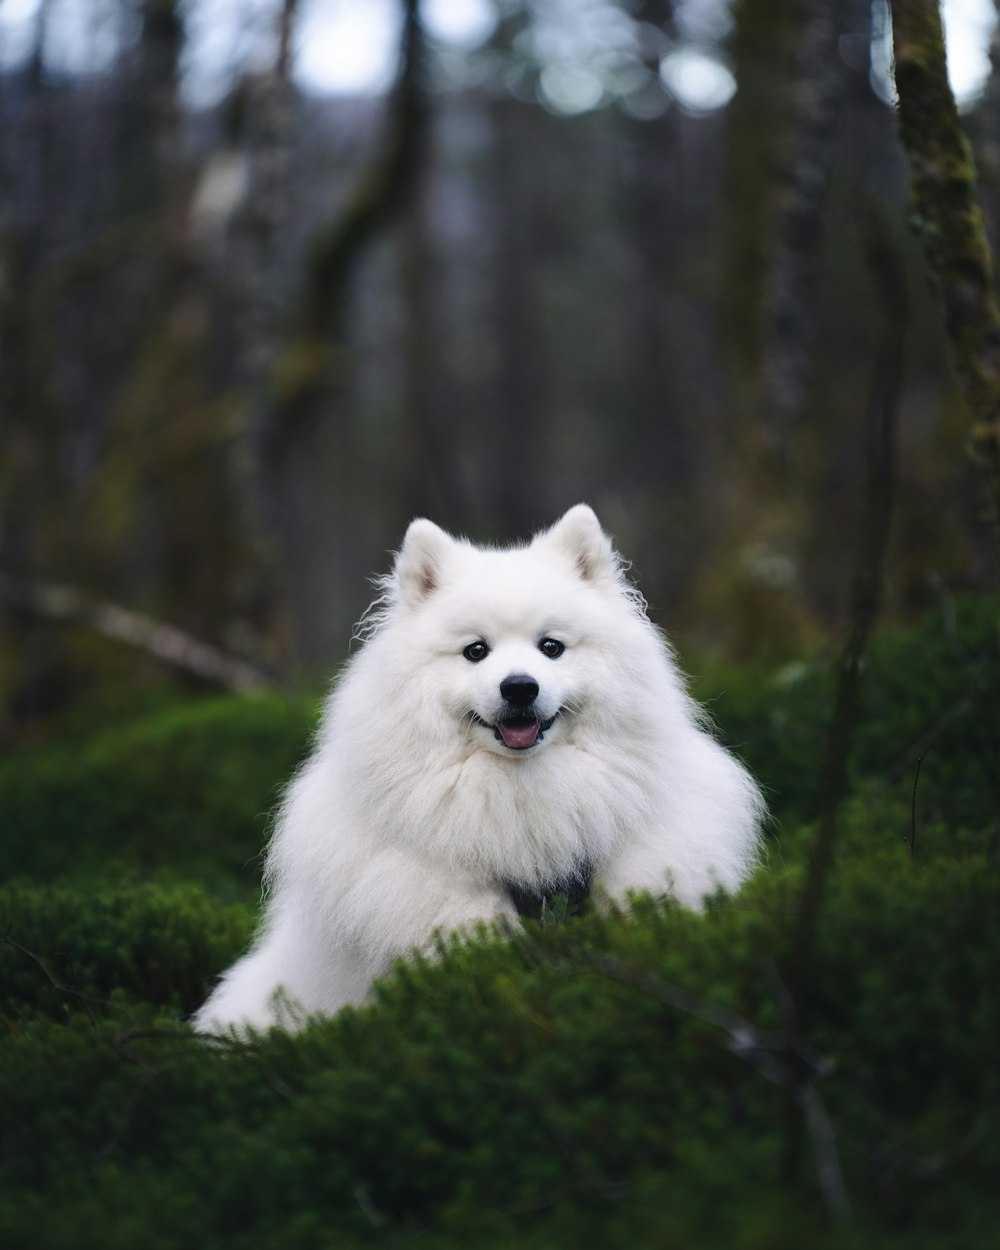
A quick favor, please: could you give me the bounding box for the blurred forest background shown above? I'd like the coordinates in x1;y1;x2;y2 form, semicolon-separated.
5;5;1000;1244
1;0;998;737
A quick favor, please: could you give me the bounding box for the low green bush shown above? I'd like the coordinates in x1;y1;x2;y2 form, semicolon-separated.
1;881;252;1020
0;598;996;1248
1;694;318;894
1;853;998;1248
697;595;999;839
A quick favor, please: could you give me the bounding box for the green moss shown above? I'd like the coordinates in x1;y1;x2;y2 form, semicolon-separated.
695;595;999;840
0;693;319;894
891;0;1000;518
0;600;997;1247
2;858;1000;1247
1;880;252;1020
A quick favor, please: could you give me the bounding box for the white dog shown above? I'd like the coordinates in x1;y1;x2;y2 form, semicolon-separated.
194;506;763;1032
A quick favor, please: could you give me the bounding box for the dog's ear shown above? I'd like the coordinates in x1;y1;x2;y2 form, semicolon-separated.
394;518;454;606
540;504;617;583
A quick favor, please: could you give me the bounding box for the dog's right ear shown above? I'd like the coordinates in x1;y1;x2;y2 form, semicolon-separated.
394;518;454;607
540;504;617;585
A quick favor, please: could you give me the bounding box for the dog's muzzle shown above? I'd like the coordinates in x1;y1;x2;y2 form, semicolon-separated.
471;710;558;750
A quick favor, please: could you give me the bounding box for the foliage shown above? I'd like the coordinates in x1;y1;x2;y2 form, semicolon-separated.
1;881;252;1021
0;693;318;894
696;594;999;838
1;600;998;1247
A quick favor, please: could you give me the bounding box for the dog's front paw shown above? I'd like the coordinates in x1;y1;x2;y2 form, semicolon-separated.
422;893;519;953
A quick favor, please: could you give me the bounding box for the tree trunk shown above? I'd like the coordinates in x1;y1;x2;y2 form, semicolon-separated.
890;0;1000;548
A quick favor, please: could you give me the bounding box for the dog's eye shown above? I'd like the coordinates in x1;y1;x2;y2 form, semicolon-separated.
538;638;565;659
463;641;490;663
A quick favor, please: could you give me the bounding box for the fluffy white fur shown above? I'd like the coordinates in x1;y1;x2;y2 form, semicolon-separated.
194;505;764;1033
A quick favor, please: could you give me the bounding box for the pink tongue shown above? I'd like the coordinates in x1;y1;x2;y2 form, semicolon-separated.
498;718;541;749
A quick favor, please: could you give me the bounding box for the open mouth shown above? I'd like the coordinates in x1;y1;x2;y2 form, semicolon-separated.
472;711;558;750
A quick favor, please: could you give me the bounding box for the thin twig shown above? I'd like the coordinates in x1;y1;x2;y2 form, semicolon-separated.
910;746;929;857
872;675;990;793
534;940;848;1223
113;1025;246;1060
351;1180;388;1231
788;202;905;988
799;1086;851;1222
3;926;108;1024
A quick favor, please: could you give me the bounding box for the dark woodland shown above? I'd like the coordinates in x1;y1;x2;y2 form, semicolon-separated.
2;1;999;1246
2;0;997;700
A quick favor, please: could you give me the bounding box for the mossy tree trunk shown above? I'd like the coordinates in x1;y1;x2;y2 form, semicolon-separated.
222;0;302;667
758;0;847;441
269;0;427;451
257;0;428;661
889;0;1000;543
723;0;804;374
718;0;848;655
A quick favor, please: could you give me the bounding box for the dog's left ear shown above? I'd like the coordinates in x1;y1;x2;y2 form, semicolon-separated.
539;504;617;584
394;518;454;607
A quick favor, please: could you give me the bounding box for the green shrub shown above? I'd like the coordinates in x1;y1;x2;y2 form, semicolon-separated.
1;694;318;894
697;595;999;841
1;881;252;1020
0;599;996;1248
1;854;999;1248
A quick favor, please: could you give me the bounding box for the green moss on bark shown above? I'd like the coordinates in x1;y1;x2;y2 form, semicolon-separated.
890;0;1000;530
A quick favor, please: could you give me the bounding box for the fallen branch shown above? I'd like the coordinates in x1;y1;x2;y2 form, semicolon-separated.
0;572;281;694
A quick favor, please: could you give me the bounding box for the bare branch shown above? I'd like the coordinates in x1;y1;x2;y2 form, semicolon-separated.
582;949;829;1083
799;1085;851;1223
0;572;281;693
577;947;847;1223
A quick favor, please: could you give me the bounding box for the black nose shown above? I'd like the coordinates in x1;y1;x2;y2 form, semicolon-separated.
500;673;539;706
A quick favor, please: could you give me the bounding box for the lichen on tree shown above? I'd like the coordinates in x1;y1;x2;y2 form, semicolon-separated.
889;0;1000;540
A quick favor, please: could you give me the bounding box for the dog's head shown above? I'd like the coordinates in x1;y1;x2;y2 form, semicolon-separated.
374;505;651;758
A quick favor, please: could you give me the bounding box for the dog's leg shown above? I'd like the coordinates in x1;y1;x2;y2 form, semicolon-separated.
191;900;371;1034
334;845;519;969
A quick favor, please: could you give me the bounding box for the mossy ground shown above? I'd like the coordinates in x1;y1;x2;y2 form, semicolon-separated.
2;599;998;1248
